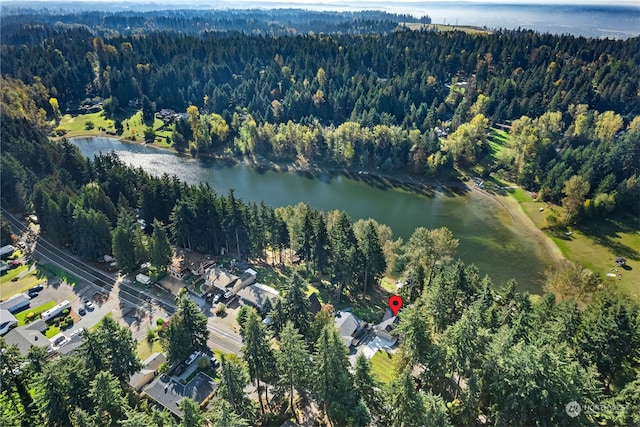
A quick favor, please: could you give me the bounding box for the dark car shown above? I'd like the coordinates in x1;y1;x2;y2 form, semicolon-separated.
27;285;44;297
173;363;186;376
210;356;220;368
78;307;87;316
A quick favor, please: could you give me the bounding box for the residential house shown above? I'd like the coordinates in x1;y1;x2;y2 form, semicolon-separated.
0;309;18;335
204;267;239;294
0;292;31;313
334;311;361;347
374;315;399;345
231;268;257;294
237;283;279;313
3;319;50;355
142;372;218;418
129;352;167;391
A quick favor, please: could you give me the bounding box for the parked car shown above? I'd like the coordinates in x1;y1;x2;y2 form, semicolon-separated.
28;285;43;297
78;307;86;316
210;356;220;368
223;290;233;300
185;351;200;366
84;300;95;310
212;293;222;304
173;363;186;376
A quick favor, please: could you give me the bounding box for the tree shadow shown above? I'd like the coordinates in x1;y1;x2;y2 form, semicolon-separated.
577;214;640;261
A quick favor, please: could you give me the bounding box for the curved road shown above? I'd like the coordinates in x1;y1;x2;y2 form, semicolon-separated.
2;209;242;355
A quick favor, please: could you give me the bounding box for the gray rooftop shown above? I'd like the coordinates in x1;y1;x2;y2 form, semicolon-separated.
143;372;218;418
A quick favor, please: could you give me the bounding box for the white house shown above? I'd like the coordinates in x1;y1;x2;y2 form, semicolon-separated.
0;309;18;335
334;311;361;347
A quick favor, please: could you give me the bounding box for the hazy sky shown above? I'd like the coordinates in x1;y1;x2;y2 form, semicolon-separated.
6;0;639;4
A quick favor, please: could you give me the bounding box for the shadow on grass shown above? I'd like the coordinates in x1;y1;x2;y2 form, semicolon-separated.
35;263;80;286
577;214;640;261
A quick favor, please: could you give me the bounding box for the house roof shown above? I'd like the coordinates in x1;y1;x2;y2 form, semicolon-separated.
0;309;18;335
334;311;360;347
4;324;51;355
129;352;167;391
237;284;279;310
143;372;218;418
205;267;239;292
308;293;321;315
0;293;31;313
376;315;398;333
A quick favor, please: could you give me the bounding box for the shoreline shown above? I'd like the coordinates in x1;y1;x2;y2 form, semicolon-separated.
469;185;565;267
67;134;564;269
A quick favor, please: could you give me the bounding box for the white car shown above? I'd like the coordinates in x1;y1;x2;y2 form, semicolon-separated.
84;300;95;310
185;351;200;366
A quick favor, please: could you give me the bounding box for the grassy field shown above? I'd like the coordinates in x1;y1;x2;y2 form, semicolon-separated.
38;263;80;286
504;189;640;301
57;111;114;138
370;350;397;384
137;338;164;360
1;264;48;298
56;108;175;147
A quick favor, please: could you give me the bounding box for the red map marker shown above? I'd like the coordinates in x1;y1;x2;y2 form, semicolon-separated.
388;295;403;316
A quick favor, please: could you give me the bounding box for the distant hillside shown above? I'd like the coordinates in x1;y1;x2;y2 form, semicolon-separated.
0;8;429;38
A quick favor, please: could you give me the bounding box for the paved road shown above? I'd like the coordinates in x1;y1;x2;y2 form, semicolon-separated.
2;209;243;355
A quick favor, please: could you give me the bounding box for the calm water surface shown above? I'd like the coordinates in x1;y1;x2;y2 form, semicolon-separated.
72;137;551;293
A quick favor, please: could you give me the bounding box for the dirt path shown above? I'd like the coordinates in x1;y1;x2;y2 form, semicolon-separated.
470;185;565;266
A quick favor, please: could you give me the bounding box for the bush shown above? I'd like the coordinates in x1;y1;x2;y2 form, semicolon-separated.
55;128;67;136
26;312;35;322
62;308;70;316
215;303;227;316
84;120;95;130
146;326;157;343
156;318;165;326
158;362;169;374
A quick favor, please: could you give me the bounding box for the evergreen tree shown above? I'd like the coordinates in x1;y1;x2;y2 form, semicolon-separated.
148;219;173;274
164;294;210;363
178;398;203;427
218;356;255;422
241;308;275;414
313;325;354;426
282;272;311;337
276;321;309;423
89;371;129;426
112;208;145;273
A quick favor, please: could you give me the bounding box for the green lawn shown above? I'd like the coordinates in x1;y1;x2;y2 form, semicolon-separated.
38;263;80;286
254;265;291;291
14;300;56;326
56;108;175;147
137;338;164;361
1;264;48;298
57;111;114;138
370;351;397;384
549;214;640;301
505;189;640;302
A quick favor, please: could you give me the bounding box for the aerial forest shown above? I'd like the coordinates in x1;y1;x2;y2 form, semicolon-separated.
1;8;639;427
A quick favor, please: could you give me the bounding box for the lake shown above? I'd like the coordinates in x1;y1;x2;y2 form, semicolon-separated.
72;136;552;293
